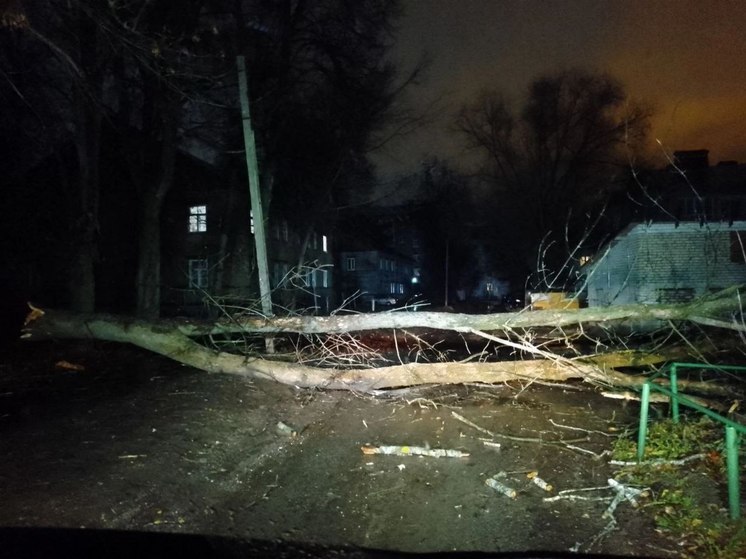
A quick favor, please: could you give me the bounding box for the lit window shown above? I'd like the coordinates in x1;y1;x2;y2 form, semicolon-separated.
322;235;328;252
398;283;404;294
321;269;328;288
188;258;208;288
250;210;255;235
346;257;356;271
579;255;591;266
390;282;396;294
189;205;207;232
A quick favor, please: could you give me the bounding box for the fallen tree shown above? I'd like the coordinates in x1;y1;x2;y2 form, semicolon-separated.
20;286;746;396
169;284;746;337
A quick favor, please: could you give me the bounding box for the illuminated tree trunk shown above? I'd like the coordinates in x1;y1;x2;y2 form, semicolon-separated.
22;286;744;394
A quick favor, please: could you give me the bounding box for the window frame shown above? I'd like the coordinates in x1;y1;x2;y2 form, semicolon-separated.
188;205;207;233
188;258;209;289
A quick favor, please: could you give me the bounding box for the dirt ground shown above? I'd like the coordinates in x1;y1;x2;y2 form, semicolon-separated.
0;340;699;557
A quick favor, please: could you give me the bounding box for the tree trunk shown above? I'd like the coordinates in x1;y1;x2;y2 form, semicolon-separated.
169;284;746;337
69;65;102;313
21;287;745;394
17;306;624;391
135;200;162;319
135;113;177;319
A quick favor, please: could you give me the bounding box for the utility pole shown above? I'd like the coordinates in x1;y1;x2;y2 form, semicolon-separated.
236;55;273;320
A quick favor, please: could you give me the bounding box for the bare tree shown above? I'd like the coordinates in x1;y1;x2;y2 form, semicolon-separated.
22;284;746;397
456;70;652;288
0;0;219;316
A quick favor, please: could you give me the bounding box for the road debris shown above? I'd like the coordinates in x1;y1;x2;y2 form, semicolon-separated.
361;445;469;458
609;453;707;467
603;478;648;519
276;421;297;437
543;485;613;503
55;360;85;372
482;440;502;450
485;474;517;499
527;471;553;492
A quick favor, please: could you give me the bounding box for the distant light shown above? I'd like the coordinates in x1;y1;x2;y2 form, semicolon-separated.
411;277;419;284
322;235;328;252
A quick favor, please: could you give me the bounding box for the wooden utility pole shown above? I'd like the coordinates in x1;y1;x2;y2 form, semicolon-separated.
236;56;273;318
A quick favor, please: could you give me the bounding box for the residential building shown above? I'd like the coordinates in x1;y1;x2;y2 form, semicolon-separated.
335;203;425;311
268;219;334;313
584;150;746;307
161;155;334;316
338;249;417;311
585;221;746;306
639;150;746;224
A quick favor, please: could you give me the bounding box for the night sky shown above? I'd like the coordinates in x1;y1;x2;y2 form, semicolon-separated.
375;0;746;175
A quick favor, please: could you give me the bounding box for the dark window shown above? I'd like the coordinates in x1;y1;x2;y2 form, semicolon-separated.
188;259;208;288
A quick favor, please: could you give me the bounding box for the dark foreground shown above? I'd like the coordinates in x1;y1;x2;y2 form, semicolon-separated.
0;341;693;557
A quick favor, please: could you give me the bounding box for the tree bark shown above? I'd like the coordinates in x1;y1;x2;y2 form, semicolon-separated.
135;112;178;319
22;290;742;394
68;12;104;313
170;284;746;337
17;306;621;391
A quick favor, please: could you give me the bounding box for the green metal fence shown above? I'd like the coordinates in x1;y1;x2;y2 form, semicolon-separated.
637;362;746;519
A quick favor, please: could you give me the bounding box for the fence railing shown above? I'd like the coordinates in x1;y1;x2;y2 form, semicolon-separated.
637;362;746;519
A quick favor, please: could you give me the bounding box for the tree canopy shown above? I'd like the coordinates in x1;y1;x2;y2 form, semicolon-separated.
456;69;652;288
0;0;416;315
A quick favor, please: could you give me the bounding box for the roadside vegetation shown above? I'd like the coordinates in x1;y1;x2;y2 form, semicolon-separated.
612;417;746;558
